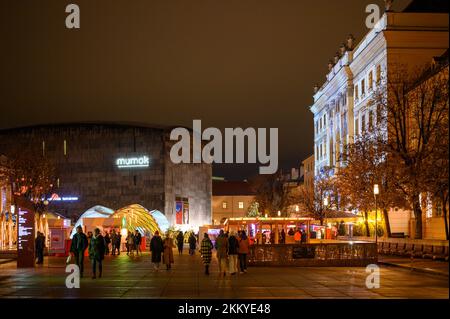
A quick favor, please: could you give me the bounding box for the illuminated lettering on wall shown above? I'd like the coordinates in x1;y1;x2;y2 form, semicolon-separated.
116;155;150;168
44;194;79;202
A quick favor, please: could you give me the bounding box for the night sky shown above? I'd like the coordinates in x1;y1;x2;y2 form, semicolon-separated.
0;0;411;179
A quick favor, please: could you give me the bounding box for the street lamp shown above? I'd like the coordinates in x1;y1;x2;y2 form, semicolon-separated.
323;197;328;239
373;184;379;244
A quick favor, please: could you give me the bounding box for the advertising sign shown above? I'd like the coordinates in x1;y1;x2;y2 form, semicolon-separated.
49;228;66;254
183;201;189;224
17;208;35;268
175;201;183;224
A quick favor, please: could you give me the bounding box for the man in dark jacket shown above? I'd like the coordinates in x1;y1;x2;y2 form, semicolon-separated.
35;232;45;264
134;230;142;256
150;231;164;271
70;226;88;277
176;231;184;255
104;231;111;256
188;233;197;255
114;231;122;255
89;228;106;279
228;231;240;275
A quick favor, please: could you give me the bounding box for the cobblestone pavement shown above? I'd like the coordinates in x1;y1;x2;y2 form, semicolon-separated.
0;251;448;299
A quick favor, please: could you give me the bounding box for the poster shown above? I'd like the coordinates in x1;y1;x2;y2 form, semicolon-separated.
17;208;35;268
183;201;189;224
175;201;183;224
49;228;66;254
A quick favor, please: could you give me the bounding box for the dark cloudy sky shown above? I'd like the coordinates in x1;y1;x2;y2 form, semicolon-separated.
0;0;411;179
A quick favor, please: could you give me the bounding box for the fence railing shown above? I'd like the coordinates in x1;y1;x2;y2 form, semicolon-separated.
248;242;377;267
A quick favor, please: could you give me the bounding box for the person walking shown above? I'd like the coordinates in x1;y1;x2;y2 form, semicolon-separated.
200;233;213;275
163;232;175;270
110;230;117;256
89;228;106;279
35;231;45;264
126;231;135;256
228;231;239;275
280;229;286;244
294;229;301;243
238;230;250;274
104;231;111;256
134;230;142;256
188;233;197;255
300;229;307;243
150;231;164;271
70;226;88;278
176;231;184;255
215;230;229;277
115;231;122;255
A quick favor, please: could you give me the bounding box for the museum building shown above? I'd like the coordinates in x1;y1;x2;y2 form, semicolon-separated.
0;123;212;232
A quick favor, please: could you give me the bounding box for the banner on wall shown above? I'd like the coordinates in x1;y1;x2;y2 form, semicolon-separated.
183;201;189;224
49;228;66;254
175;201;183;224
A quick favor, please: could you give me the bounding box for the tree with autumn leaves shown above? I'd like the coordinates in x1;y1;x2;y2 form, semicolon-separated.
372;63;449;239
3;149;58;215
336;61;448;239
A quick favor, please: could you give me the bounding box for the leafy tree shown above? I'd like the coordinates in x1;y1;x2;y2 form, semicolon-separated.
247;201;260;217
336;131;407;237
4;149;58;215
295;166;334;225
252;170;294;217
373;64;449;239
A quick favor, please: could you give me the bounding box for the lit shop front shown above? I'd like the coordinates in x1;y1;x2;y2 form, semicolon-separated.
224;217;314;244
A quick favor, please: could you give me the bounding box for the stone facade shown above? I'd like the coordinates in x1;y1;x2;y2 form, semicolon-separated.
309;10;449;239
0;123;212;230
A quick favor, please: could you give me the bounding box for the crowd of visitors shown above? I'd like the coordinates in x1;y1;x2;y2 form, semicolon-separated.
37;226;256;279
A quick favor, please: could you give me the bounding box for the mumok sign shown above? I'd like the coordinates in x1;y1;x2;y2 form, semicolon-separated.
116;156;150;169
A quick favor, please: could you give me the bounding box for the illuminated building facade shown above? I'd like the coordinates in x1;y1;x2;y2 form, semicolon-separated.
309;5;448;239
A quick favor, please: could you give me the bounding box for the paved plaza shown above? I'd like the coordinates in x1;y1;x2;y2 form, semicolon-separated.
0;250;448;299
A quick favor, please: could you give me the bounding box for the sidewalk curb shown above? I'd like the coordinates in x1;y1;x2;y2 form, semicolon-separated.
0;259;15;265
378;261;449;278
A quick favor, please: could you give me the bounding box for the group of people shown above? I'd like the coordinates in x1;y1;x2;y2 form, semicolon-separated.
176;231;198;256
289;227;308;243
199;230;249;276
56;225;255;279
70;226;142;279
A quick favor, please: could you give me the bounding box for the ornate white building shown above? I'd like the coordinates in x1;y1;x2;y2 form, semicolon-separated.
309;5;448;239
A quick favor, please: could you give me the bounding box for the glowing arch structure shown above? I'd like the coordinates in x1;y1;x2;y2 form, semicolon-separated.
70;205;114;238
112;204;169;236
70;204;169;238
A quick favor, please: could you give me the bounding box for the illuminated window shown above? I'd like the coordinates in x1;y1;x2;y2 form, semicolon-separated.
42;141;45;156
435;201;443;217
222;201;227;209
376;65;381;84
238;202;244;209
361;79;365;95
355;118;359;136
64;140;67;156
369;71;373;90
368;111;373;131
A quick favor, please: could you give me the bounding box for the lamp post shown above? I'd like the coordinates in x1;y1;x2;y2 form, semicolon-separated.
373;184;379;244
323;197;328;239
